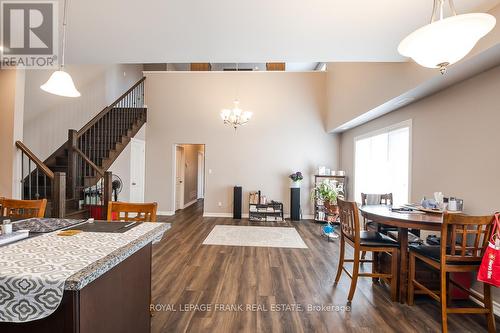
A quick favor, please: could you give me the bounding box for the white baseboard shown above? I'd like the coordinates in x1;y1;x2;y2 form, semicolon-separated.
183;199;197;209
202;212;315;220
157;211;175;216
203;212;233;218
470;295;500;316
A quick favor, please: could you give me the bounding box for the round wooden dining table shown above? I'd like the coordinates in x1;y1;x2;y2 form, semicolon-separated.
358;205;443;303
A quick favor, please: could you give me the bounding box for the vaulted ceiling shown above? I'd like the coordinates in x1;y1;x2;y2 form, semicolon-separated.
64;0;500;64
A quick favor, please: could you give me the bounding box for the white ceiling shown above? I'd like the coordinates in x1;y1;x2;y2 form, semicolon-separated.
63;0;500;64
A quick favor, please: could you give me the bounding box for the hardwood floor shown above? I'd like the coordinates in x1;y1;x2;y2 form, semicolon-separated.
152;200;498;332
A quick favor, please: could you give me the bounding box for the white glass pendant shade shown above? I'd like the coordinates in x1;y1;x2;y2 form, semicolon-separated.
398;13;496;71
40;70;81;97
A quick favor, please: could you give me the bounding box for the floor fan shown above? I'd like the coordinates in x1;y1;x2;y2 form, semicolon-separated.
112;174;123;201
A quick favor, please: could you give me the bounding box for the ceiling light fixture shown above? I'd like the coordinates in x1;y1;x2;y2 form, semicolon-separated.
220;100;252;130
40;0;81;97
398;0;496;74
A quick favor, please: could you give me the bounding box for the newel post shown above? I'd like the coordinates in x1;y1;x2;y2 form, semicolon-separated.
52;172;66;218
103;171;113;220
67;129;78;199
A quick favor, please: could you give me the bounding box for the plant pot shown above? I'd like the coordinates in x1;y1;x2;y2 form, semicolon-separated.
324;201;339;215
290;180;301;188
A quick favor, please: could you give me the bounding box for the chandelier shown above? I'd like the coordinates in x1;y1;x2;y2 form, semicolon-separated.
220;100;252;129
398;0;496;74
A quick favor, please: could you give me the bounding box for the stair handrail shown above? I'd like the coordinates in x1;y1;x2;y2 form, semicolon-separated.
77;77;146;138
74;146;104;176
15;141;54;179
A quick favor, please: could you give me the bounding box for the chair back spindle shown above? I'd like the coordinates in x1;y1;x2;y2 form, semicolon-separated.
0;198;47;219
361;193;393;206
441;213;494;264
338;198;361;244
106;201;158;222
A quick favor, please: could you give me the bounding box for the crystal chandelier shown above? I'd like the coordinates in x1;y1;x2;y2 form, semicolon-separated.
220;100;252;130
398;0;496;74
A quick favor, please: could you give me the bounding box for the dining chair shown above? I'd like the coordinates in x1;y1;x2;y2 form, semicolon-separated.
106;201;158;222
0;198;47;218
334;198;400;302
408;213;496;333
361;193;394;231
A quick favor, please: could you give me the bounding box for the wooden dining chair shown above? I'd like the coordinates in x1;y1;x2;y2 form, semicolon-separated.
361;193;394;231
408;213;496;333
106;201;158;222
0;198;47;218
334;198;400;302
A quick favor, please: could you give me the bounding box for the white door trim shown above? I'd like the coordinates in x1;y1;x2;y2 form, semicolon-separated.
173;145;185;212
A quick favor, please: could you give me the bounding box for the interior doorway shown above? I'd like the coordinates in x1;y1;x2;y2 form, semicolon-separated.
173;144;205;214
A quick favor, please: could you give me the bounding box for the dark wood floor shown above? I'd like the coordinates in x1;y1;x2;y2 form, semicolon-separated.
151;200;498;332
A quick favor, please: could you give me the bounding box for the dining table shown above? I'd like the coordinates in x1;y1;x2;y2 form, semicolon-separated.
358;205;443;303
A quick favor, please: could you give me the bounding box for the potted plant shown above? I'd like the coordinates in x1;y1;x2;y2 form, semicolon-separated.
311;181;339;214
289;171;303;188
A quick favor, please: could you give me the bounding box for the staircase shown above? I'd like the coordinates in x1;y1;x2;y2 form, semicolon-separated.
17;77;146;218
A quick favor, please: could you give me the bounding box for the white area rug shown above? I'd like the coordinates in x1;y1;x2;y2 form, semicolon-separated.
202;225;308;249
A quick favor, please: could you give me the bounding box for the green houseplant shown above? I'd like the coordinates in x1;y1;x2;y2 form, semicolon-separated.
311;181;339;214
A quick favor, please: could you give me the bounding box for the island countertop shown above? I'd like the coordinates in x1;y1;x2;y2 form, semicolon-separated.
0;221;170;323
64;222;171;290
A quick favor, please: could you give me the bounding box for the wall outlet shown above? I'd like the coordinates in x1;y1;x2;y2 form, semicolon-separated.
208;169;213;174
218;202;222;207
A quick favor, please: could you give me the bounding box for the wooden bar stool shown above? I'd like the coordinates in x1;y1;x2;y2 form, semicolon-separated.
0;198;47;218
106;201;158;222
408;213;496;333
334;198;400;302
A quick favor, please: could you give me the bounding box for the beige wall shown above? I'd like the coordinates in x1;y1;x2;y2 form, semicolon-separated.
326;4;500;132
144;72;339;215
339;65;500;215
23;64;143;160
0;69;24;198
326;62;429;131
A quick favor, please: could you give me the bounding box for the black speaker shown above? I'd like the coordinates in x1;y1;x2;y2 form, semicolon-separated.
233;186;242;219
290;188;301;221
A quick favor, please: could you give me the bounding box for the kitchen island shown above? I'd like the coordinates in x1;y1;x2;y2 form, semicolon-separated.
0;221;170;333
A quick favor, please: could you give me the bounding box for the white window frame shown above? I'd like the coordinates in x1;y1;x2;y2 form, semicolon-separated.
353;119;413;204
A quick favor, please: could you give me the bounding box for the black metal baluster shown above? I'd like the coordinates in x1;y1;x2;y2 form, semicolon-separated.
43;174;47;198
21;152;25;199
28;159;32;199
35;167;39;199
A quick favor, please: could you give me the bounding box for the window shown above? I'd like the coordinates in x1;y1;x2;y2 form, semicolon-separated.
354;120;411;205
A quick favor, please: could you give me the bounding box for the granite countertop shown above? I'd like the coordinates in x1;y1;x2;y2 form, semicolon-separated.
0;221;170;323
64;222;171;290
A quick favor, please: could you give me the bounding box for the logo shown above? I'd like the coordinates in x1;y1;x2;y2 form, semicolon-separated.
1;1;58;68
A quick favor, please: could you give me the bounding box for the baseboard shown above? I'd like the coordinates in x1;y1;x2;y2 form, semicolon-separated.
202;212;315;220
183;199;197;209
470;295;500;316
203;212;233;218
157;211;175;216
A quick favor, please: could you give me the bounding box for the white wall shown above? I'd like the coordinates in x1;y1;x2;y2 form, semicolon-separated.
144;71;339;216
107;125;146;202
22;64;143;160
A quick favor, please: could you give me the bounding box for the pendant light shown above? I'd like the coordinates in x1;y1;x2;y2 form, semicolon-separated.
40;0;81;97
398;0;496;74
